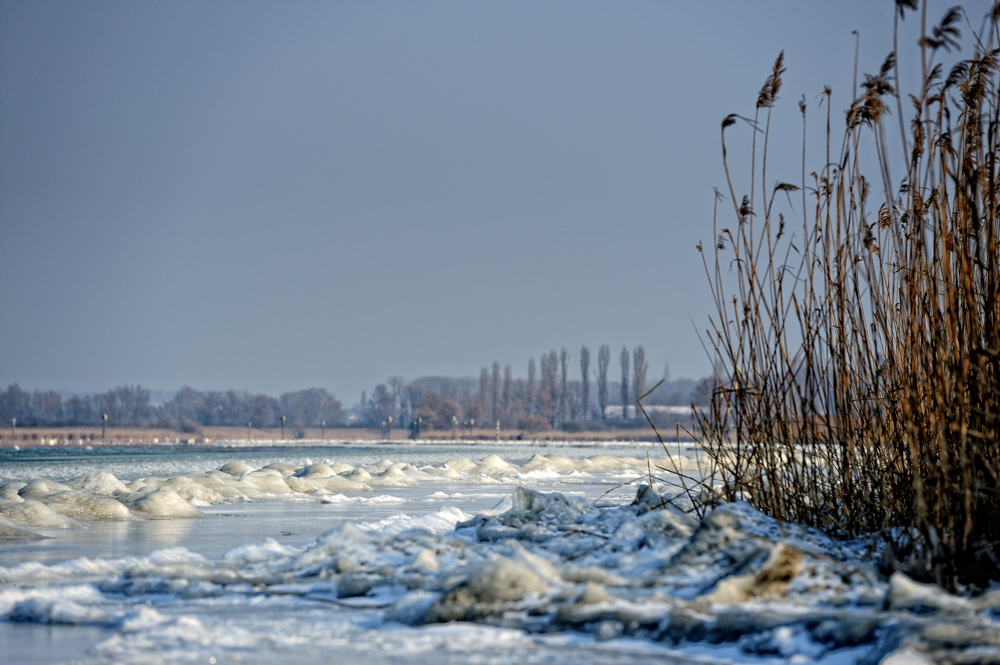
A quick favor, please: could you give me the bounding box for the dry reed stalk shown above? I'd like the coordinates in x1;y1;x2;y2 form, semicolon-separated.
690;2;1000;590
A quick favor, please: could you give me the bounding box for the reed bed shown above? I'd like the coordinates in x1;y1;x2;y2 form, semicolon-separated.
690;3;1000;589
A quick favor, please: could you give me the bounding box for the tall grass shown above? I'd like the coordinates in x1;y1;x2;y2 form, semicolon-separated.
693;3;1000;590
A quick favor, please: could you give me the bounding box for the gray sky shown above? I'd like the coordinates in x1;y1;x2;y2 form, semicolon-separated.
0;1;985;402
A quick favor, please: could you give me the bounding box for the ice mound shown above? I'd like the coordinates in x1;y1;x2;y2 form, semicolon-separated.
125;487;202;518
35;490;134;521
0;515;42;539
294;462;336;478
0;499;82;528
0;452;702;529
424;557;549;623
698;543;803;603
66;472;129;496
220;461;255;476
0;481;27;500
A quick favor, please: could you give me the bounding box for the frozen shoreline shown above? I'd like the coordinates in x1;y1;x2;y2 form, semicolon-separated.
0;437;680;451
1;448;998;664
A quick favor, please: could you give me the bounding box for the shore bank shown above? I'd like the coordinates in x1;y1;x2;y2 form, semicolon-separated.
0;425;687;449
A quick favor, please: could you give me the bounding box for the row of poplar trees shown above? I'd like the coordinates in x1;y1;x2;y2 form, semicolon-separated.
475;345;648;429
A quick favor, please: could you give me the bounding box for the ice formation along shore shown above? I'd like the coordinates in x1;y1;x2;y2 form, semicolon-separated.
0;453;693;529
1;458;999;662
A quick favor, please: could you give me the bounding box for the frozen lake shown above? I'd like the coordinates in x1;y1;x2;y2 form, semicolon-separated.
1;441;997;664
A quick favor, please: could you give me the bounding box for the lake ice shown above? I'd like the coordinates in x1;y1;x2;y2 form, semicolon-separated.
1;441;998;664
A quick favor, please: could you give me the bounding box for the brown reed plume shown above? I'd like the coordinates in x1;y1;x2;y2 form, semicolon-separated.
692;2;1000;590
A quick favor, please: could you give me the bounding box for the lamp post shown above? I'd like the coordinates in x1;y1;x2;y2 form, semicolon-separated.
321;420;326;441
386;415;392;440
280;415;286;440
247;422;251;443
470;419;475;439
451;415;457;440
11;417;15;443
102;414;108;442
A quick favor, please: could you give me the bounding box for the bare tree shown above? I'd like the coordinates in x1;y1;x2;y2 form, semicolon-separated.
620;347;630;420
527;357;537;414
544;350;558;424
632;346;648;413
388;376;408;428
597;345;610;421
490;361;501;426
370;384;394;428
579;345;590;420
281;388;344;435
100;385;151;427
479;367;490;425
558;348;569;422
502;364;513;426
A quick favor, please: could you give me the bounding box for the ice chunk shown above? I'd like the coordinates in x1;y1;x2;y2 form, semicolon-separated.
2;585;117;625
294;463;335;478
262;462;297;476
561;566;626;587
306;474;371;493
444;458;477;473
220;461;256;476
40;490;133;521
512;487;586;521
486;495;513;515
881;647;934;665
160;476;233;504
426;558;549;623
700;544;803;604
66;472;129;496
18;479;72;498
468;558;548;601
222;537;296;565
0;481;27;500
473;454;520;477
237;469;292;494
885;571;972;613
357;506;470;537
739;625;825;659
385;590;439;625
409;548;440;573
118;606;169;633
368;465;418;487
127;487;202;518
0;499;82;528
0;515;42;539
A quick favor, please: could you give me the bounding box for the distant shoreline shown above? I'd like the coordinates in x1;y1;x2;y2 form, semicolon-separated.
0;425;691;449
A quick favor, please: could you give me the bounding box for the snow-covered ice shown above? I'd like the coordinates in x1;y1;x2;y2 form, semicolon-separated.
1;444;998;664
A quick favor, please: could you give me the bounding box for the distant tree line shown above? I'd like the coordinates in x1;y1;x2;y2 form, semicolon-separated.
359;345;714;433
0;384;343;435
2;346;713;435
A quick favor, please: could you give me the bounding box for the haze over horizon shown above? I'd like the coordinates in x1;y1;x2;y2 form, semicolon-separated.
1;0;985;403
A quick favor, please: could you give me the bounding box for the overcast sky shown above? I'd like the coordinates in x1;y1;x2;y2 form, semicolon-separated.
0;0;988;403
